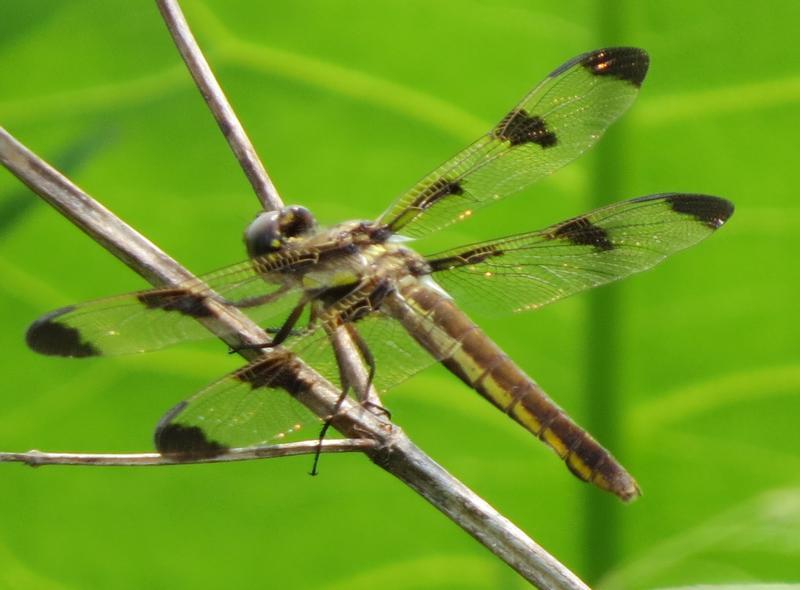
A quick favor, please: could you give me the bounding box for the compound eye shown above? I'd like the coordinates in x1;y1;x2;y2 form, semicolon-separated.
244;206;317;258
278;206;317;239
244;210;282;258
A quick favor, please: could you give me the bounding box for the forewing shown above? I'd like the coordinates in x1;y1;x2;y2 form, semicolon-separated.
426;194;734;313
379;47;649;238
26;256;304;358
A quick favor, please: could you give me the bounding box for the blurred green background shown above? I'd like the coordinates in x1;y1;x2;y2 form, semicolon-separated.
1;1;798;589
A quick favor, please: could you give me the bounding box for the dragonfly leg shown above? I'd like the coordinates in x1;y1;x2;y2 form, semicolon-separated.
343;323;392;419
230;299;307;352
343;323;376;400
310;320;391;475
309;381;350;477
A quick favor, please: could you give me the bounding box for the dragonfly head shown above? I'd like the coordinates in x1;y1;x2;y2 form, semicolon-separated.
245;205;317;258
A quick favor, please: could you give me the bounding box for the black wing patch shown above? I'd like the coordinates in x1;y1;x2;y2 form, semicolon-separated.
665;193;734;229
494;110;558;148
26;306;101;358
548;216;615;252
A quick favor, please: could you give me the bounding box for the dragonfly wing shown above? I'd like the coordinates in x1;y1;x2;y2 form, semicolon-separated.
378;47;649;238
425;194;734;314
26;256;306;357
151;316;406;456
340;311;444;395
154;348;328;457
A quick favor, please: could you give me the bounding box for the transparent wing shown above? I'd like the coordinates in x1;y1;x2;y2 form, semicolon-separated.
355;312;446;394
153;305;457;457
378;47;649;238
25;253;311;358
297;312;444;396
150;269;449;454
154;348;329;457
425;194;734;313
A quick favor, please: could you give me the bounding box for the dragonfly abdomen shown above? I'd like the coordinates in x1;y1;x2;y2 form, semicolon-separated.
389;281;640;501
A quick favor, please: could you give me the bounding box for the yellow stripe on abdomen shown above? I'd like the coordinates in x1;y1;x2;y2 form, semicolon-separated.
387;281;640;502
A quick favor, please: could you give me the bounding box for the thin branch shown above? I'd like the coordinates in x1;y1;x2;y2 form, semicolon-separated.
0;439;375;467
156;0;282;211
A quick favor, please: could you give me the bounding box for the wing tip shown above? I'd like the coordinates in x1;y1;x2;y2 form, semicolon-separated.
154;401;229;459
26;306;101;358
550;47;650;87
584;47;650;87
666;193;735;230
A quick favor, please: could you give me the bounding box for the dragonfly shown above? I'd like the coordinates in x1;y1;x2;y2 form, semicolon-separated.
26;47;733;502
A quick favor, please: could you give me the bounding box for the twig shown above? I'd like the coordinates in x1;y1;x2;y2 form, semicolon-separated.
0;439;375;467
0;2;593;586
156;0;282;211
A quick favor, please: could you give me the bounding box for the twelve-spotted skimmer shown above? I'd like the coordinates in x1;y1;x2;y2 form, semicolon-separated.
26;47;732;501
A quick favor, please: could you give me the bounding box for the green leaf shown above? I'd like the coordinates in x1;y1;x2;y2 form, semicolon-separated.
1;1;797;589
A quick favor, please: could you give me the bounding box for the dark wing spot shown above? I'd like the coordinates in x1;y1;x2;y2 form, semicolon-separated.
459;246;505;265
26;306;100;357
154;401;228;458
549;216;614;251
137;289;213;318
155;424;228;458
411;178;464;210
582;47;649;87
234;355;306;396
666;194;735;230
495;109;557;148
428;246;504;272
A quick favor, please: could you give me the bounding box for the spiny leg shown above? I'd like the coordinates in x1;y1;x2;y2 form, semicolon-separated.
343;323;390;420
345;322;376;400
231;298;307;352
310;336;352;476
310;321;389;475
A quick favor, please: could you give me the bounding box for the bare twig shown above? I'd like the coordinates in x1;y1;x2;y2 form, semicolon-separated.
0;2;593;586
0;439;375;467
156;0;282;211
